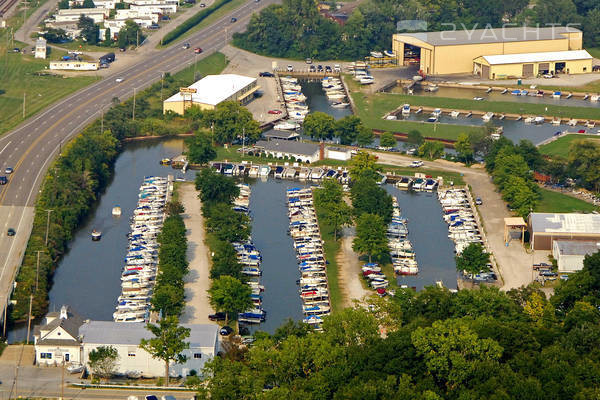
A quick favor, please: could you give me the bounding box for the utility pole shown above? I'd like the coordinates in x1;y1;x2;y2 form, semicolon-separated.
26;294;33;345
160;72;164;102
45;209;53;246
136;29;139;48
36;250;41;291
132;87;136;120
61;360;65;399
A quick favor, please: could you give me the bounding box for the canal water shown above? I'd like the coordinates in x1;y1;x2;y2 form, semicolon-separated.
386;85;600;109
301;80;353;120
384;185;458;290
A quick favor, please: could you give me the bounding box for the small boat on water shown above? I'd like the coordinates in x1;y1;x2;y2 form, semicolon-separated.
401;104;411;115
552;91;561;98
274;121;300;131
482;112;494;122
425;84;438;92
112;206;122;217
91;229;102;241
591;94;600;102
534;116;545;125
383;50;395;57
427;115;438;123
159;158;171;166
331;102;350;108
450;110;460;118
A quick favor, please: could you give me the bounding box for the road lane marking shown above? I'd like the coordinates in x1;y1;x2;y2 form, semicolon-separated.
0;142;11;156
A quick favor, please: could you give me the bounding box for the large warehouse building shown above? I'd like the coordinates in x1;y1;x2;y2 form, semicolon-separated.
163;74;259;115
392;26;590;78
529;213;600;250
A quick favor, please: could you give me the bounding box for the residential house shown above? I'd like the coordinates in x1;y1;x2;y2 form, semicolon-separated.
33;305;85;366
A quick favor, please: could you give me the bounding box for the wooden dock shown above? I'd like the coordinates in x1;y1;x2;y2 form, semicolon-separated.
275;69;341;79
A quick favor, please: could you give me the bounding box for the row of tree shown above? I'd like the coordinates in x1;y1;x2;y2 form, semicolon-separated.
194;169;253;323
44;16;144;48
304;113;375;146
197;250;600;399
233;0;599;61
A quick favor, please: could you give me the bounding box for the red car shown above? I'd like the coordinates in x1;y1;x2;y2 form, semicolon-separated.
268;110;282;114
194;47;203;54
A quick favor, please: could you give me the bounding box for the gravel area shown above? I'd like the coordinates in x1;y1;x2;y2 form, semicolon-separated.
336;228;370;307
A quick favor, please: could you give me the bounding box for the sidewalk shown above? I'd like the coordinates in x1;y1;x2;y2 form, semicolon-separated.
179;183;214;324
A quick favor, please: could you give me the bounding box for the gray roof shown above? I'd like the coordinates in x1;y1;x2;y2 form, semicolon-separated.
263;130;300;140
79;321;219;348
327;146;350;153
37;338;80;347
36;306;85;340
554;240;600;256
397;26;580;46
255;139;319;156
530;213;600;234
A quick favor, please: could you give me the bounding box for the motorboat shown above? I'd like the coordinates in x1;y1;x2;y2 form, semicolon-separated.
384;50;395;57
274;121;300;131
370;51;383;58
359;76;375;85
591;95;600;102
112;206;122;217
91;230;102;241
552;91;561;98
482;112;494;122
534;116;545;125
427;115;438;123
331;102;350;108
401;104;411;115
424;84;438;92
259;165;271;177
450;110;460;118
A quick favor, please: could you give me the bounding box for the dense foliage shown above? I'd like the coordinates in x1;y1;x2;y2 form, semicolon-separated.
233;0;600;60
313;179;352;240
161;0;233;45
350;177;393;224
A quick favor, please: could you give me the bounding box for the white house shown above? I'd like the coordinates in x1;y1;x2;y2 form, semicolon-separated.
92;0;118;8
115;8;160;22
254;140;322;164
325;146;352;161
126;0;178;4
55;8;110;23
79;321;219;377
552;240;600;273
34;37;47;59
130;2;177;14
50;61;99;70
33;305;85;366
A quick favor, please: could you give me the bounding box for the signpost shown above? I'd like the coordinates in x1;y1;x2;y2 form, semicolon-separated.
180;87;197;111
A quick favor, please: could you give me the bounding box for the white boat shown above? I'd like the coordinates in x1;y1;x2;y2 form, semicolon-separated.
327;92;347;100
567;119;578;126
427;115;438;123
274;121;300;130
112;206;122;217
425;84;438;92
331;102;349;108
370;51;383;58
91;230;102;241
259;165;271;177
587;121;596;128
551;118;561;125
482;112;494;122
534;116;545;124
360;76;375;85
591;95;600;102
450;110;460;118
432;108;442;117
401;104;410;115
384;50;395;57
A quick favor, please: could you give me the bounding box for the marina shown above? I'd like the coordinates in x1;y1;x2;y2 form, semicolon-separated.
438;187;485;255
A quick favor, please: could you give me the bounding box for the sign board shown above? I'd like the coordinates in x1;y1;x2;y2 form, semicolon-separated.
180;87;197;94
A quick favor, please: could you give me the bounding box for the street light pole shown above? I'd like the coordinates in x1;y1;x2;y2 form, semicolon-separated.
26;294;33;345
132;87;136;120
45;209;53;246
36;251;41;291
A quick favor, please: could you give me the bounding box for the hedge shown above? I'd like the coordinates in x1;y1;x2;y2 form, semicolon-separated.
161;0;234;45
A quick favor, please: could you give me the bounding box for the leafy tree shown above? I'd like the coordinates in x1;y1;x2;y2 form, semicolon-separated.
583;8;600;47
552;250;600;313
379;131;397;149
320;201;352;240
78;15;99;44
406;129;424;147
43;28;69;43
455;242;490;275
314;178;344;206
151;283;185;317
303;111;335;140
516;139;544;171
535;0;579;25
140;316;190;386
349;150;381;181
204;101;261;145
568;140;600;191
195;168;240;204
501;175;539;217
454;133;473;164
210;240;243;280
88;346;119;381
185;131;216;164
117;19;144;48
353;213;388;263
350;177;393;223
335;115;364;145
166;199;185;216
58;0;70;8
418;141;444;160
209;276;253;323
355;125;374;147
203;202;251;242
82;0;95;7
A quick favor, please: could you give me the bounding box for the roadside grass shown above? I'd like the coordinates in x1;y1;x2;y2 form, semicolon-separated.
535;187;598;213
52;40;117;54
538;134;600;158
588;48;600;59
350;91;483;140
314;203;343;312
160;0;246;47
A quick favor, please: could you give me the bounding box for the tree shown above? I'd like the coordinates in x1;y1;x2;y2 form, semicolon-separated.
355;125;374;147
43;28;69;43
516;139;544;171
568;140;600;192
350;178;393;223
78;15;99;44
321;201;352;240
166;199;185;216
349;150;381;181
314;178;344;206
117;19;143;48
204;202;251;242
82;0;95;7
211;240;243;279
185;131;216;164
406;129;424;147
535;0;578;25
195;168;240;204
335;115;363;145
88;346;119;381
455;242;490;275
418;141;444;160
209;276;253;324
140;316;190;387
303;111;335;140
454;133;473;164
353;213;388;263
209;101;261;145
379;131;397;149
58;0;69;9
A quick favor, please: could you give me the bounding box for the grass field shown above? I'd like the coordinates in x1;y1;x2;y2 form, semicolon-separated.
536;187;598;213
350;92;483;140
538;134;600;158
588;48;600;59
314;203;343;312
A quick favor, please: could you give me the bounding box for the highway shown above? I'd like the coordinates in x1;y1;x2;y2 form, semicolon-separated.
0;0;275;326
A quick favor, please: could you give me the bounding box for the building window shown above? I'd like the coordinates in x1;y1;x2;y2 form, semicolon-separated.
193;353;202;359
583;67;587;72
128;352;136;357
40;352;52;359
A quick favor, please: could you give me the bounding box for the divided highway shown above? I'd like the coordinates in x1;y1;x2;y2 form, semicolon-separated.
0;0;275;327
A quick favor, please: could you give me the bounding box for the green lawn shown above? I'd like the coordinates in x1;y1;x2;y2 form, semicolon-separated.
535;187;598;213
314;203;343;312
538;134;600;158
588;47;600;59
53;40;117;54
350;92;483;141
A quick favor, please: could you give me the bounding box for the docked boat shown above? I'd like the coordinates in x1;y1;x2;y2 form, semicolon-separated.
331;102;350;108
552;91;561;98
427;115;438;123
370;51;383;58
482;112;494;122
533;116;545;125
112;206;122;217
274;166;284;179
396;176;412;189
384;50;395;57
401;104;411;115
274;121;300;131
425;84;439;92
567;119;578;126
591;94;600;102
91;230;102;241
159;158;171;166
450;110;460;118
360;76;375;85
259;165;271;177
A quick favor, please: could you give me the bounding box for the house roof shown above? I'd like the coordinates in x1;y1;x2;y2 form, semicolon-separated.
554;240;600;256
36;306;85;339
37;338;81;347
263;130;300;140
255;139;320;156
79;321;219;348
397;26;580;46
163;74;257;106
530;213;600;234
327;146;350;153
480;50;592;65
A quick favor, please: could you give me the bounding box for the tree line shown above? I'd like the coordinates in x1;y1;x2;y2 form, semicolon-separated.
197;250;600;399
233;0;599;61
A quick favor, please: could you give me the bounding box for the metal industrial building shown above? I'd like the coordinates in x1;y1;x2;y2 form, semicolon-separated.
552;240;600;273
529;213;600;250
392;26;586;77
163;74;259;115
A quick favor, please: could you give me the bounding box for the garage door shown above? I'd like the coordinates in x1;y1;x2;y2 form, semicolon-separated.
539;63;550;72
522;63;534;77
482;65;490;79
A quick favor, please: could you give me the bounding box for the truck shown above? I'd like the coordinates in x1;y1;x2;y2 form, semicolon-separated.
99;52;115;63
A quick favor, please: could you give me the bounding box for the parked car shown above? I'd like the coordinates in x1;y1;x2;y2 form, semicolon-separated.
99;63;109;69
286;65;293;72
182;43;190;49
325;65;332;72
543;73;554;79
194;47;203;54
305;58;312;64
0;176;7;185
161;15;170;20
7;228;15;236
309;65;316;72
475;197;483;205
230;17;237;23
259;71;274;77
219;326;233;336
406;148;416;156
317;64;323;72
208;312;226;321
409;160;423;168
333;64;341;72
148;24;160;30
5;167;13;174
145;396;159;400
66;364;84;374
268;110;282;114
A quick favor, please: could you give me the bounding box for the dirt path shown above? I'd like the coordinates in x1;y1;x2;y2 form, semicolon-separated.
179;183;214;324
336;228;370;307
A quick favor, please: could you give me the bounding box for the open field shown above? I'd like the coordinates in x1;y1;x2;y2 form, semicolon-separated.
350;92;483;140
588;48;600;59
538;134;600;158
535;187;598;213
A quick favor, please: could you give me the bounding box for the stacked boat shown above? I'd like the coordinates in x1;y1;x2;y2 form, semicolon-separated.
286;187;331;331
281;76;309;122
438;188;484;254
114;176;170;323
322;77;349;108
388;197;418;276
233;183;267;325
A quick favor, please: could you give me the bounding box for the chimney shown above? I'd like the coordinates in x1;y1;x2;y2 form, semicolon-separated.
60;305;68;320
319;142;325;161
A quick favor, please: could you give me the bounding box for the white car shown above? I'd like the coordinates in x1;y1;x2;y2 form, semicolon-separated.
115;78;124;83
286;65;293;72
543;73;554;79
409;160;423;168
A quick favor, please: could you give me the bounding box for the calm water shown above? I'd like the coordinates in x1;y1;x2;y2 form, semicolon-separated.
387;85;600;109
301;80;353;120
384;185;458;290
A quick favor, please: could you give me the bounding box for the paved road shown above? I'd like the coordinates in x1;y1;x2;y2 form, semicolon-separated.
0;0;276;324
